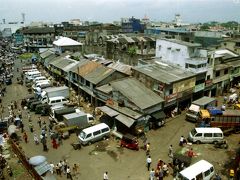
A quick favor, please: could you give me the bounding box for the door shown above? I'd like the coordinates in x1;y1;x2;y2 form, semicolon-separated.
203;133;213;143
194;133;202;143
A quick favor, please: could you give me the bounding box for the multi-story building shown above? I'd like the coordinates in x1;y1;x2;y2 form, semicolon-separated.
121;17;145;33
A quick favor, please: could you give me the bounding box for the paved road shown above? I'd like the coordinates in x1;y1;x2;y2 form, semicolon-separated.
3;58;239;180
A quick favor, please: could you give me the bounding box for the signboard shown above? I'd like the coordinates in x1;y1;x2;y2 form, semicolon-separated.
173;77;196;94
165;93;178;103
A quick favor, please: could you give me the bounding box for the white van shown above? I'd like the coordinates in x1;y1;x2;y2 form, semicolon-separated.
24;69;38;74
177;160;215;180
25;71;41;80
78;123;110;145
33;76;47;83
32;80;51;91
188;127;224;144
46;96;69;106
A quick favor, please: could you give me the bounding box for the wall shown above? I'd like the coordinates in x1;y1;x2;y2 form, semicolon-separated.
155;39;189;68
173;77;196;93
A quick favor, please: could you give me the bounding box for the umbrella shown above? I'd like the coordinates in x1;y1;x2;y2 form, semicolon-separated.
29;156;46;166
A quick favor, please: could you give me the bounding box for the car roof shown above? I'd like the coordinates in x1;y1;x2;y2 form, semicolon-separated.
195;127;222;133
48;96;66;101
82;123;109;134
180;160;213;179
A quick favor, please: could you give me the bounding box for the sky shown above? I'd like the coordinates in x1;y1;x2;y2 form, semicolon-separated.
0;0;240;24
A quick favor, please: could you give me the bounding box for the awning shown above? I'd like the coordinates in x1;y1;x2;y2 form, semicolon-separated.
97;106;119;117
151;111;166;119
115;114;135;128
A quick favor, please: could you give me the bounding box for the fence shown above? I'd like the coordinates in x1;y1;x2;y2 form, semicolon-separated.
9;139;42;180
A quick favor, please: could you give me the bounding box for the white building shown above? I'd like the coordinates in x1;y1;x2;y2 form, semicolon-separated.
155;38;208;74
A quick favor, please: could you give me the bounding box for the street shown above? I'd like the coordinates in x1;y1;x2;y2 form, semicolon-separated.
1;58;238;180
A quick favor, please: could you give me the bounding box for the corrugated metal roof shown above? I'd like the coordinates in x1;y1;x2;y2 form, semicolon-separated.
97;106;119;117
214;64;231;71
108;104;143;119
40;50;54;59
95;84;113;94
161;38;201;47
75;61;101;76
84;66;115;84
115;114;135;128
108;61;132;75
133;62;196;84
50;57;77;71
111;78;164;110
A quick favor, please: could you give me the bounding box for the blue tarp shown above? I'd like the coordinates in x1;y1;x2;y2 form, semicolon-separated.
207;107;223;116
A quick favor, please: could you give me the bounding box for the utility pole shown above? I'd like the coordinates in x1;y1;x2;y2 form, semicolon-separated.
77;66;81;107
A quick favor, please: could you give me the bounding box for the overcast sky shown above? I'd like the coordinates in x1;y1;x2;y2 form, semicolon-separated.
1;0;240;24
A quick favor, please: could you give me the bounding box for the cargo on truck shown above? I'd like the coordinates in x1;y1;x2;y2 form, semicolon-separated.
186;96;216;122
55;112;94;137
39;86;69;103
50;106;77;123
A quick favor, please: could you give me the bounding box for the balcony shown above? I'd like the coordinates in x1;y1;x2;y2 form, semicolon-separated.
186;57;208;65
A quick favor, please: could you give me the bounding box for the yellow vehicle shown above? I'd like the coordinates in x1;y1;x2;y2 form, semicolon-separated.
234;104;240;110
199;110;210;120
197;110;211;127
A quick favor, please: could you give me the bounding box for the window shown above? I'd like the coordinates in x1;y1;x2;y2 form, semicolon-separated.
213;133;222;137
86;81;90;87
169;89;173;94
204;169;211;177
55;99;61;103
204;133;212;137
224;69;228;75
62;98;67;102
195;133;202;137
215;71;220;77
86;133;92;138
210;167;214;172
93;130;101;136
207;75;210;80
158;45;161;51
102;128;109;133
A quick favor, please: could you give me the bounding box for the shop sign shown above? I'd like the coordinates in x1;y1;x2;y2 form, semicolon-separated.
165;93;178;103
194;83;205;93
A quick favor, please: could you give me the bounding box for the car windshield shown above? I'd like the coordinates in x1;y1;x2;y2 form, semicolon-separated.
80;132;86;139
190;129;197;136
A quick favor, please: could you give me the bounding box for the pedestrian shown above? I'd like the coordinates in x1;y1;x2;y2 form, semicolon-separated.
72;163;80;176
27;112;31;122
10;101;14;110
146;143;150;156
146;155;152;171
179;136;184;146
187;148;194;158
41;136;48;151
23;132;28;143
52;138;58;149
56;164;60;175
149;168;155;180
63;159;68;174
29;122;33;132
37;117;41;128
49;162;54;174
158;167;164;180
66;166;72;179
20;122;24;133
162;163;169;176
58;133;63;146
58;161;63;176
168;144;173;158
34;134;39;145
17;109;22;118
103;171;109;180
14;101;17;109
224;96;227;103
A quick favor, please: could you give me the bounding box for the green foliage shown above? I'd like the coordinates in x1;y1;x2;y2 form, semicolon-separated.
128;46;137;56
19;53;34;60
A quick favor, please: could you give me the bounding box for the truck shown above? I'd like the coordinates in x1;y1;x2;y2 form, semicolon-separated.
55;112;94;137
186;96;216;122
39;86;69;103
198;109;240;135
50;106;77;123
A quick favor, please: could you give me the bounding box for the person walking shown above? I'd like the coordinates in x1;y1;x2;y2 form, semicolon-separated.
23;132;28;143
146;143;150;156
49;162;54;174
146;155;152;171
72;163;80;176
52;138;58;149
179;136;184;146
58;161;63;176
34;134;39;145
149;168;155;180
66;166;72;179
56;164;60;175
168;144;173;158
29;122;34;133
37;117;41;128
103;171;109;180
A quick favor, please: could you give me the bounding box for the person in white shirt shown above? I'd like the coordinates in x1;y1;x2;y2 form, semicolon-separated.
103;171;109;180
66;166;72;179
49;162;54;174
146;156;152;171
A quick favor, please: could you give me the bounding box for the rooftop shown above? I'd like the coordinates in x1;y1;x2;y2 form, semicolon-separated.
133;61;196;84
160;38;201;47
111;78;164;110
53;37;82;47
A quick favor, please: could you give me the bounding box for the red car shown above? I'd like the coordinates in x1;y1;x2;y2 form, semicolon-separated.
120;134;139;151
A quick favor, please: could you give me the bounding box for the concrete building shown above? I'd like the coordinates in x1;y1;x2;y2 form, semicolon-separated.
132;61;196;114
220;38;240;54
53;36;83;54
121;17;145;33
